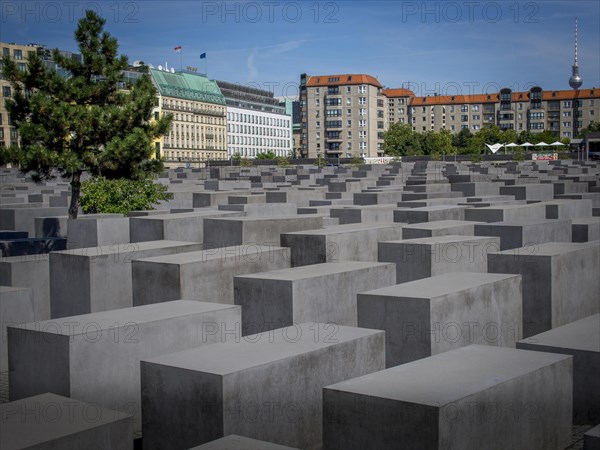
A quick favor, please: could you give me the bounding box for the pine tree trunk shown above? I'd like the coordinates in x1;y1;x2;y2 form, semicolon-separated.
69;171;82;219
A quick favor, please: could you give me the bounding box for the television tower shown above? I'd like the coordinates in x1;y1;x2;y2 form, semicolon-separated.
569;18;583;90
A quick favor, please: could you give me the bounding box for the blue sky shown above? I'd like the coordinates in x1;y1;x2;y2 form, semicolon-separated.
1;1;599;97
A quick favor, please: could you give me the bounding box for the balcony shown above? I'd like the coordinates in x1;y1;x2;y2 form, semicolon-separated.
205;133;215;139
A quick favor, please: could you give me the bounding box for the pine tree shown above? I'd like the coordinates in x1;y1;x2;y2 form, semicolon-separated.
1;10;172;219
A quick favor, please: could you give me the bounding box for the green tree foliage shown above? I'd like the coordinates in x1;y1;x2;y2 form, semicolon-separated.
256;151;277;159
578;121;600;139
384;123;424;156
1;11;172;218
80;178;172;214
276;156;291;168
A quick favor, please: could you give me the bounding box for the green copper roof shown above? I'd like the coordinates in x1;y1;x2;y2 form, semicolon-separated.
150;69;225;105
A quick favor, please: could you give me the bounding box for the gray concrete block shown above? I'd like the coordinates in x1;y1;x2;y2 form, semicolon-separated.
517;314;600;424
572;218;600;242
129;210;243;243
330;204;396;225
584;425;600;450
353;190;405;205
8;300;240;434
401;220;482;239
234;261;396;334
190;435;300;449
67;215;130;249
0;393;132;450
50;240;203;318
357;272;522;367
218;202;297;217
488;241;600;337
474;219;572;250
34;216;67;238
379;235;500;283
465;203;547;223
394;205;468;224
204;215;322;248
281;223;403;267
141;323;385;450
499;183;554;201
323;345;573;450
0;207;69;236
132;245;291;305
0;286;34;372
543;199;593;219
0;254;50;321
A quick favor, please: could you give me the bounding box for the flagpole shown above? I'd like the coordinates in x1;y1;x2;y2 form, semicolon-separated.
205;56;207;77
180;49;183;71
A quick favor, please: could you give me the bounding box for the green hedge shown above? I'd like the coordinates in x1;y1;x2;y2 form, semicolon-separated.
80;177;172;215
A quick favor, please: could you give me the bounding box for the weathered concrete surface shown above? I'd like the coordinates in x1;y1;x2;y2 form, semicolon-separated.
488;241;600;337
465;203;547;223
50;240;203;318
234;261;395;334
323;345;572;450
0;393;132;450
474;219;572;250
281;223;403;267
129;210;243;243
190;435;300;449
0;286;34;372
8;300;240;434
401;220;482;239
394;205;469;224
572;217;600;242
584;425;600;450
141;323;384;450
0;254;49;320
67;215;130;249
203;215;323;248
517;314;600;424
378;235;500;283
357;273;522;367
132;245;291;305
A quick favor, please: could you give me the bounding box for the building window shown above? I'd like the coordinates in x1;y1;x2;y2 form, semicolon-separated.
563;101;572;108
359;108;366;116
13;49;22;60
461;105;468;112
461;115;468;122
347;120;351;127
359;119;366;127
358;85;366;94
2;86;11;97
359;97;366;105
359;131;367;138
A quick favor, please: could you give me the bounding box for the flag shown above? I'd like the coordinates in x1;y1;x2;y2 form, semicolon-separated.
174;46;182;52
200;53;206;59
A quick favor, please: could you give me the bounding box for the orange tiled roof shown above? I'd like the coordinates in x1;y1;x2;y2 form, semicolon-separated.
410;88;599;106
306;74;382;88
382;88;416;98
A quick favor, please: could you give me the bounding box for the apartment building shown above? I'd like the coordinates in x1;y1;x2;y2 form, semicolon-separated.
299;73;387;158
149;68;227;164
394;87;599;139
0;42;65;148
217;81;292;158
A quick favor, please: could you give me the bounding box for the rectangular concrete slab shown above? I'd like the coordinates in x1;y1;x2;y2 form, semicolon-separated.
281;223;403;267
323;345;572;450
465;203;547;223
379;235;500;283
141;323;384;450
129;210;243;243
234;261;396;334
8;300;240;435
357;272;522;367
0;286;34;372
474;219;572;250
203;215;323;248
50;240;203;318
190;435;300;449
132;245;291;305
517;314;600;424
401;220;482;239
0;393;132;450
488;241;600;337
0;254;49;320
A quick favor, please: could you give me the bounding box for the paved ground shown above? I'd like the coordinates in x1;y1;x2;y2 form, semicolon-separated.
0;370;592;448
